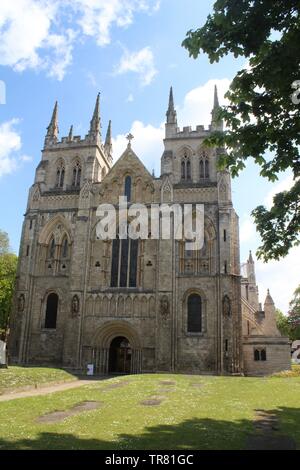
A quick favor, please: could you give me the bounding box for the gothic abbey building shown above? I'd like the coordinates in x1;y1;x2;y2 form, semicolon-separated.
9;88;290;376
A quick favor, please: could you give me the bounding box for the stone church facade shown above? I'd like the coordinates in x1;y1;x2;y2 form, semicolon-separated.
8;88;290;375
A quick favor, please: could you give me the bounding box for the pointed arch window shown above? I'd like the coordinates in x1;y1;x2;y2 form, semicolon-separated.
181;155;191;181
187;294;202;333
72;162;81;187
186;160;191;179
56;162;65;188
199;160;204;179
124;176;131;202
199;150;209;180
205;160;209;178
49;237;55;259
62;236;68;258
111;231;139;288
45;293;58;329
181;160;186;179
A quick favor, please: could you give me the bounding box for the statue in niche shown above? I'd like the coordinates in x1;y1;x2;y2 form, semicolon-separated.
160;296;170;320
71;295;80;317
18;294;25;313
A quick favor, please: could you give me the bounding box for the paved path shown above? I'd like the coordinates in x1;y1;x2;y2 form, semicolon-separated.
0;378;102;402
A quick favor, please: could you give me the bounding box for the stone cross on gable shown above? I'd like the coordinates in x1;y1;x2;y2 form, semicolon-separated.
126;133;134;147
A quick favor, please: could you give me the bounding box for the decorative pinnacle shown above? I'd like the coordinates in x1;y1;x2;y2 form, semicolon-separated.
88;92;101;140
105;120;112;146
166;86;177;124
168;86;175;112
68;125;73;141
248;250;254;263
213;84;220;109
46;101;59;142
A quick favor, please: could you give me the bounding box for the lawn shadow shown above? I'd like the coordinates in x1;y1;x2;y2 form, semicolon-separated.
0;406;298;450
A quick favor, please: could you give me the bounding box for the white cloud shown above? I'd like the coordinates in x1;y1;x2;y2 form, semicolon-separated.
112;120;164;174
0;0;160;80
126;93;134;102
114;46;157;86
75;0;160;47
264;173;298;209
0;119;32;177
178;78;231;129
254;247;300;314
240;214;257;243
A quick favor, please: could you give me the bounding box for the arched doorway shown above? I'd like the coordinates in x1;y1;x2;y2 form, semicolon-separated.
108;336;132;373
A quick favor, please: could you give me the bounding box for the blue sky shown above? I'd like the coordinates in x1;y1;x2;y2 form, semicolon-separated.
0;0;298;312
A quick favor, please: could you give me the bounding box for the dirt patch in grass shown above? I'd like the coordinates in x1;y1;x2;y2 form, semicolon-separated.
37;401;101;424
246;409;296;450
159;380;176;386
190;383;203;388
140;398;163;406
102;380;130;391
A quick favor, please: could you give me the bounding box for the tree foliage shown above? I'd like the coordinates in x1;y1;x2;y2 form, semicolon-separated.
182;0;300;261
275;309;291;338
288;285;300;341
0;230;17;339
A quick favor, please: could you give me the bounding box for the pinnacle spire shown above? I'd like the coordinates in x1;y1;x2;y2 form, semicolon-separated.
88;93;101;142
213;84;219;109
168;86;175;112
248;250;254;264
211;85;223;131
166;86;177;125
68;125;73;141
104;120;112;155
265;289;274;305
45;101;59;146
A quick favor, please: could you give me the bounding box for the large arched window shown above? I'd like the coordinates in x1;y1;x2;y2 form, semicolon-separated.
124;176;131;202
45;293;58;329
72;162;81;187
111;233;139;288
187;294;202;333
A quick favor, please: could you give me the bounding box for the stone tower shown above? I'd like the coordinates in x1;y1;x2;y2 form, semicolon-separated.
9;95;112;365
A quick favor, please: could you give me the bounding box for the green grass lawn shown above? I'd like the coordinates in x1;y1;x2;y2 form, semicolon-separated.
0;366;76;394
0;371;300;450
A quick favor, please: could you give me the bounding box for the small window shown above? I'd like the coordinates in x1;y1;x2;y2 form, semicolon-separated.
254;349;267;361
187;294;202;333
124;176;131;202
56;163;65;188
29;220;33;230
223;229;227;242
254;349;260;361
26;245;29;256
224;261;227;274
186;160;191;180
45;293;58;329
72;162;81;187
225;339;228;352
199;160;204;179
181;160;186;179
